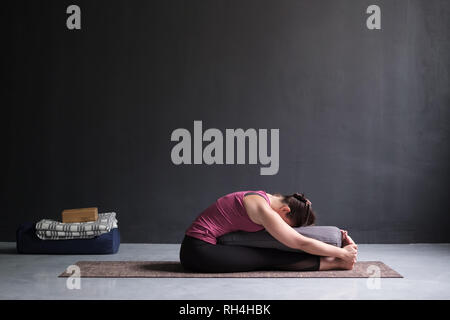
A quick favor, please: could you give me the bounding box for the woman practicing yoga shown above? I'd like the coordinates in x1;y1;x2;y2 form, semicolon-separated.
180;190;358;273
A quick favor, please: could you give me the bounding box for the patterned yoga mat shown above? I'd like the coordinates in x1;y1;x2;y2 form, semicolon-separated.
59;261;403;278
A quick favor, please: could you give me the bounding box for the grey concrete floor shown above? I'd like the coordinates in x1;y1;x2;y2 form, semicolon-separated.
0;242;449;300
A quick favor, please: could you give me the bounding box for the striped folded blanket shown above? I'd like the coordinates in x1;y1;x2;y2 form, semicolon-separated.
35;212;118;240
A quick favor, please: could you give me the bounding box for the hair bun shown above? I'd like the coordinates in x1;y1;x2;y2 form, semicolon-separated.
293;192;307;203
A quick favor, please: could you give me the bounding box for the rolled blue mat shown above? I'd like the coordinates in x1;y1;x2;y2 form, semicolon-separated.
16;222;120;254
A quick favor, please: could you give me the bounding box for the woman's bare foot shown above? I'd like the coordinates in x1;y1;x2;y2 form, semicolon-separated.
335;257;355;270
319;256;355;271
341;230;357;247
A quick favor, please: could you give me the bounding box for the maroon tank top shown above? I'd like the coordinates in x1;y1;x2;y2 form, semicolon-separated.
185;190;269;244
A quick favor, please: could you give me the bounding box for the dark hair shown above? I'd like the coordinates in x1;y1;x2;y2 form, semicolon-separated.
274;192;316;227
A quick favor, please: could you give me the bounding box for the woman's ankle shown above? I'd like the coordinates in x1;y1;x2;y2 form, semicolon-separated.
319;256;354;271
319;257;340;271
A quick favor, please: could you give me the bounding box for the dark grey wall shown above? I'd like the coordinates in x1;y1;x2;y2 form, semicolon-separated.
3;0;449;243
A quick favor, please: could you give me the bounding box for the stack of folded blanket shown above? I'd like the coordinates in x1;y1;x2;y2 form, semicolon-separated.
35;212;118;240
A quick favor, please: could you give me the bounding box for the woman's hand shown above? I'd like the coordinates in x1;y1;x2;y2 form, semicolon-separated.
340;244;358;263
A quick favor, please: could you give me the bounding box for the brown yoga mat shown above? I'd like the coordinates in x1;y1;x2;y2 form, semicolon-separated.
58;261;402;278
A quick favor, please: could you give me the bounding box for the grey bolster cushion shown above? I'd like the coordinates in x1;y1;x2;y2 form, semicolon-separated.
217;226;342;252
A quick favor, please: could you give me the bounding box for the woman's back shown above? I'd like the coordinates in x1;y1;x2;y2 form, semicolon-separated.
185;190;269;244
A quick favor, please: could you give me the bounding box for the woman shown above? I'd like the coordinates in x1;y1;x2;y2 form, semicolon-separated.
180;190;357;273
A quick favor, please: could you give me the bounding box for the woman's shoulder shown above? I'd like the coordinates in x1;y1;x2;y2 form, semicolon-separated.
217;190;270;206
241;191;270;225
242;190;270;202
239;190;271;208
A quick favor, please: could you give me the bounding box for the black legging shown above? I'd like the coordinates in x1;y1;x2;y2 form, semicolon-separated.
179;235;320;273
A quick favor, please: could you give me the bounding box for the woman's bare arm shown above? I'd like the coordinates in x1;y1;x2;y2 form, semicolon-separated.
244;195;354;259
